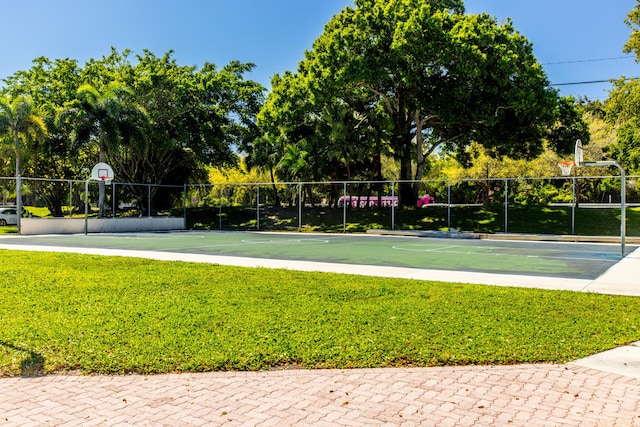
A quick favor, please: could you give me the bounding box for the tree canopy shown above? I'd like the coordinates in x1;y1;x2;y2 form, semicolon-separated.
255;0;587;205
1;48;265;215
602;0;640;174
0;95;47;229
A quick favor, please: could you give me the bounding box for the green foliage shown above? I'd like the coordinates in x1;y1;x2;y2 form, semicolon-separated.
255;0;586;207
1;250;639;375
601;2;640;174
624;0;640;61
604;78;640;173
1;48;265;215
511;182;561;206
184;203;640;237
0;95;48;175
546;96;590;155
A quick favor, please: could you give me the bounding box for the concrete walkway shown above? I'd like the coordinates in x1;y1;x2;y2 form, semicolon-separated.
1;242;639;425
2;364;640;426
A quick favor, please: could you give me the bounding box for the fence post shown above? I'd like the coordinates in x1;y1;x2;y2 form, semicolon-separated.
622;172;627;256
343;182;347;233
571;177;576;235
69;181;73;218
183;184;188;230
16;175;22;234
298;183;302;231
219;187;223;231
256;184;260;231
84;179;89;235
147;185;151;217
390;181;395;230
504;178;509;233
447;180;451;230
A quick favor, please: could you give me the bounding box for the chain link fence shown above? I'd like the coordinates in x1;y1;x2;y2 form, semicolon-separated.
2;175;638;236
183;175;640;236
1;177;184;220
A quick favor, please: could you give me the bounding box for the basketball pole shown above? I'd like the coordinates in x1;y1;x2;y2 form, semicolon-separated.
84;178;89;235
581;160;626;257
574;139;626;257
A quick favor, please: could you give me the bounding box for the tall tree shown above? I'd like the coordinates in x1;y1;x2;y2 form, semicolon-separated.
605;78;640;173
2;48;265;216
57;81;148;216
63;49;265;215
0;96;47;231
624;0;640;61
2;58;85;216
262;0;581;205
602;1;640;174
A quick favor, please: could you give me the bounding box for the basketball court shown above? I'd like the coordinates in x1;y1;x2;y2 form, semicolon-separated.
0;230;637;294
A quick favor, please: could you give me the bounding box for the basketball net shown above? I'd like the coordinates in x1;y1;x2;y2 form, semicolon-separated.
558;161;575;176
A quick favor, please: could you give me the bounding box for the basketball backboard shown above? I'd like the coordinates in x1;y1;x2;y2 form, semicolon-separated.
575;139;584;166
90;162;114;183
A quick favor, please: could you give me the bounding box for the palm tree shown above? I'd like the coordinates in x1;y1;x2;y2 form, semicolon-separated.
246;132;285;207
57;82;148;216
0;96;47;233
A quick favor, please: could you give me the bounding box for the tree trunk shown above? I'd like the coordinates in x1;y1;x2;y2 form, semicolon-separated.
412;110;426;203
398;138;415;206
14;130;22;233
270;167;280;207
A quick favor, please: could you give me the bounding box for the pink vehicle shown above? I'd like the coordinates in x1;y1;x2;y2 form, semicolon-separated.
337;195;434;208
416;195;435;207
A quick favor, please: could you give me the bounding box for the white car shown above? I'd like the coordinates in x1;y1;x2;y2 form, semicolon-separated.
0;207;35;226
0;207;19;226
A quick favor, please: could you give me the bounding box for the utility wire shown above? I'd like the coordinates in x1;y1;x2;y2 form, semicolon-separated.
552;79;611;86
542;56;634;65
543;56;638;86
551;76;640;86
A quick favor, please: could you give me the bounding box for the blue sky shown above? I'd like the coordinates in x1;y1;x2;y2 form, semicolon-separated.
1;0;637;100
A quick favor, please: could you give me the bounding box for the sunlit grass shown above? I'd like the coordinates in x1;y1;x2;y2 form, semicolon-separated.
1;250;639;376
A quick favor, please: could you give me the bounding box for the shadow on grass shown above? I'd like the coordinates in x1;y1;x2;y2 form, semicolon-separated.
0;341;44;376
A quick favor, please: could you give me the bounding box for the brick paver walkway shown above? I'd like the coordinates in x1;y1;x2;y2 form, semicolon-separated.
2;364;640;426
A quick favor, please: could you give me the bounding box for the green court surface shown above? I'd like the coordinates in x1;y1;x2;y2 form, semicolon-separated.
0;231;634;280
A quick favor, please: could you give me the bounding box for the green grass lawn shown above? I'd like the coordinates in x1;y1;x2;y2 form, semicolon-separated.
0;226;17;234
1;250;639;376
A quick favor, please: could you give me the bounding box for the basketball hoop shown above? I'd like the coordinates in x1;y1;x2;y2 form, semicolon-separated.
558;161;575;176
91;162;114;184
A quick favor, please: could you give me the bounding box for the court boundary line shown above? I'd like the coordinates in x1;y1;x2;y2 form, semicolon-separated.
390;244;621;263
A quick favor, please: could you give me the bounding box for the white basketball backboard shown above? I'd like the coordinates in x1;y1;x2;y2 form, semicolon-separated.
575;139;584;166
90;162;114;183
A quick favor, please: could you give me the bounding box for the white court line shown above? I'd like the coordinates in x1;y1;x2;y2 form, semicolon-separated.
239;239;330;245
391;245;619;263
148;238;332;252
392;244;460;252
